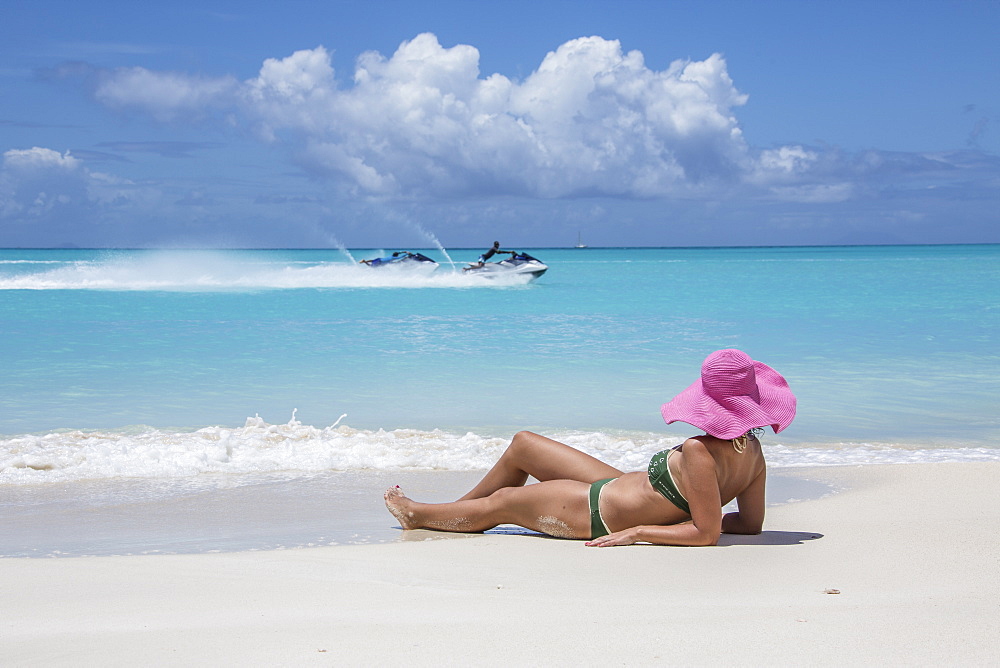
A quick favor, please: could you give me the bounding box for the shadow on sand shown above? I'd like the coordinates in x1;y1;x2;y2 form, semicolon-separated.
717;530;823;546
396;526;824;546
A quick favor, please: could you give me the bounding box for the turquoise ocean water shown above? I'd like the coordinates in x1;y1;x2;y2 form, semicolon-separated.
2;245;998;555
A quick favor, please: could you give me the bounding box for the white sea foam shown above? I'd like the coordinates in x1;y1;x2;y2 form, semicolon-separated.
2;412;997;485
0;413;499;484
763;443;1000;467
0;251;537;290
0;260;67;264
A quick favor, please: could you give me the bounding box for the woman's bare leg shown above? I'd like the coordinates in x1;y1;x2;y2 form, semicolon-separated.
458;431;622;501
385;479;592;539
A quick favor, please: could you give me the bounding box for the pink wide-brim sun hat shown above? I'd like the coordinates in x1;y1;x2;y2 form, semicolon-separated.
660;349;796;440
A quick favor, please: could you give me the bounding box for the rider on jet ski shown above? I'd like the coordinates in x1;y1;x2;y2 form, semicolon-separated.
465;241;514;270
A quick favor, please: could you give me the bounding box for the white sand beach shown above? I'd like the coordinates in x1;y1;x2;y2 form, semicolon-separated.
4;462;998;666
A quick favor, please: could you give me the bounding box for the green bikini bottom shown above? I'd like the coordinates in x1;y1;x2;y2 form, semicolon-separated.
589;478;616;539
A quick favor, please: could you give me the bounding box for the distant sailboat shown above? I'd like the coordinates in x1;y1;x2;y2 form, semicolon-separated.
574;232;588;249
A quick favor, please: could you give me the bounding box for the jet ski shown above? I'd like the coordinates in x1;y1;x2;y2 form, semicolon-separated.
359;251;438;272
463;251;548;281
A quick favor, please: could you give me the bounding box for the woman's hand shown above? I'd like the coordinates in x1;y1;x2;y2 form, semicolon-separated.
585;528;640;547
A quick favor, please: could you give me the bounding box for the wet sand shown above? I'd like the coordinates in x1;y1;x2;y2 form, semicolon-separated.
0;469;829;557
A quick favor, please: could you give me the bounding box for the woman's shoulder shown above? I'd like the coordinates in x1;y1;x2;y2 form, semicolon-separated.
680;435;728;451
677;437;716;464
681;434;763;465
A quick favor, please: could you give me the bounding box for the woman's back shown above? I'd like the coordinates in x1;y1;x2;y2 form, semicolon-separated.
673;434;765;505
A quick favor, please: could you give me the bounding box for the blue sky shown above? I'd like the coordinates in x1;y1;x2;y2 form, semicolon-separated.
1;0;998;248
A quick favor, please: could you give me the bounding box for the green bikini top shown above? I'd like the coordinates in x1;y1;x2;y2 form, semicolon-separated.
647;446;691;514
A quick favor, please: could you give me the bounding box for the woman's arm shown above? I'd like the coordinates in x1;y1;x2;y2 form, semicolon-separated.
721;467;766;535
585;521;720;547
586;439;723;547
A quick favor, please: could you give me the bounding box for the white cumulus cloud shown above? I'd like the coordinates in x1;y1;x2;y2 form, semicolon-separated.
246;34;765;197
86;33;780;198
0;147;147;222
3;146;81;172
1;147;89;218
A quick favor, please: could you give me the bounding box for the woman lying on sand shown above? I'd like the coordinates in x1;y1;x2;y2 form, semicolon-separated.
384;349;796;547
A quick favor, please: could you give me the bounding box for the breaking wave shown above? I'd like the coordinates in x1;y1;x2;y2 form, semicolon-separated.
3;412;998;485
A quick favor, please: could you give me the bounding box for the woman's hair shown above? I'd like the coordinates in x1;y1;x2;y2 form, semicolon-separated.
732;427;765;453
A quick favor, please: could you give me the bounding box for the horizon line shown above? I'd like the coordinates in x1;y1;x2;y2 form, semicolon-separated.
2;242;998;251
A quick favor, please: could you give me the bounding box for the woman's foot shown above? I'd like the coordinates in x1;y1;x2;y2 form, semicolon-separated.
384;486;420;529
